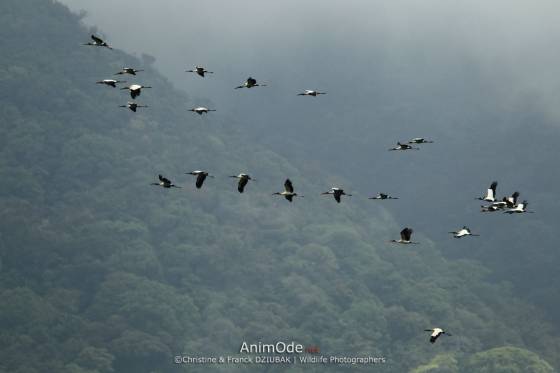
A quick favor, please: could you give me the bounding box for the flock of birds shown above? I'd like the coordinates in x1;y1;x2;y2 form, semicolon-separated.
84;33;534;345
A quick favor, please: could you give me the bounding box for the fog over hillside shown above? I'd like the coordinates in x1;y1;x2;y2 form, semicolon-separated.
60;1;560;311
62;0;560;121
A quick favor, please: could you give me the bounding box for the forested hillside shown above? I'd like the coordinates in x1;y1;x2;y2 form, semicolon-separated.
0;1;558;372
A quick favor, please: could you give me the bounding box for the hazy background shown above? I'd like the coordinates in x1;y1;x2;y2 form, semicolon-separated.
59;0;560;313
2;1;560;371
61;0;560;121
60;0;560;266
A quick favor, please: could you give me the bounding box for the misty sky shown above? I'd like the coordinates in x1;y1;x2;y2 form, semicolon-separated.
58;0;560;230
54;0;560;321
61;0;560;121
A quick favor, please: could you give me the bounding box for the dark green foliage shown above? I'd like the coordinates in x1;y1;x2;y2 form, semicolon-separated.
0;1;559;372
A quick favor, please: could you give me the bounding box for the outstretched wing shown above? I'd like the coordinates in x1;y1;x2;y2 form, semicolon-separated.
510;191;520;205
334;192;341;203
247;77;256;85
159;175;171;184
195;173;206;189
401;228;413;241
238;177;248;193
284;179;294;193
285;194;293;202
91;35;103;44
489;181;498;198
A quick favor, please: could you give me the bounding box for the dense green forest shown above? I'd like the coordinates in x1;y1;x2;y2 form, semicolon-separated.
0;1;558;372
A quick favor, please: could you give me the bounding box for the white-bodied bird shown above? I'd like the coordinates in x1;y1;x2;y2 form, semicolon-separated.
449;226;479;238
189;107;216;115
186;66;213;77
187;170;214;189
83;34;112;49
424;328;451;344
229;173;253;193
151;174;180;188
119;102;147;112
115;67;144;76
389;142;419;151
96;79;126;88
369;193;398;200
297;90;326;96
504;200;533;214
390;228;418;244
409;137;433;144
321;187;351;203
121;84;152;99
235;77;266;89
477;181;498;202
273;179;302;202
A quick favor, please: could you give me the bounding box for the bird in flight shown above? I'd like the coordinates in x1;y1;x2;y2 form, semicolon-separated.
121;84;152;99
481;191;519;212
187;170;214;189
449;226;479;238
119;102;147;112
115;67;144;76
390;227;418;244
424;328;451;344
83;34;112;49
477;181;498;202
321;187;351;203
235;77;266;89
186;66;213;77
503;200;533;214
297;90;326;97
189;107;217;115
369;193;398;200
389;142;419;151
273;179;302;202
96;79;126;88
151;174;180;188
229;173;253;193
408;137;433;144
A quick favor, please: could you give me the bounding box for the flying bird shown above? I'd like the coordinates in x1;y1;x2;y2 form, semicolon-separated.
121;84;152;99
96;79;126;88
119;102;147;112
409;138;434;144
229;173;253;193
504;200;533;214
389;142;419;151
449;226;479;238
151;174;180;188
424;328;451;344
321;188;351;203
186;66;213;77
273;179;302;202
504;191;520;208
189;107;216;115
369;193;398;200
481;191;520;212
235;77;266;89
390;228;418;244
477;181;498;202
187;170;214;189
480;204;501;212
115;67;144;76
83;34;112;49
297;90;326;96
